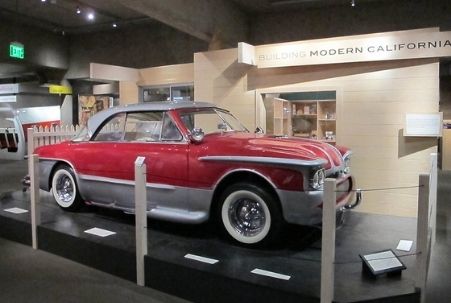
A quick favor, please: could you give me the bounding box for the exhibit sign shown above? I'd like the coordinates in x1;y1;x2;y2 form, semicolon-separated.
9;42;24;60
239;29;451;68
238;42;256;65
0;95;17;103
49;85;72;95
0;84;19;95
404;112;443;137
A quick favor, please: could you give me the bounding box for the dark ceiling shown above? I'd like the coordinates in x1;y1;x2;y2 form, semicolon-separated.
0;0;384;34
0;0;152;34
0;0;421;81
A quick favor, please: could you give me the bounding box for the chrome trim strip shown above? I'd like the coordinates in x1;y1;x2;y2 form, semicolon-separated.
86;140;189;145
199;156;326;167
342;150;353;159
79;173;176;190
324;144;348;176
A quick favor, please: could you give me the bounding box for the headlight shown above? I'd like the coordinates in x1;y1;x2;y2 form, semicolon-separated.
343;157;351;174
311;168;325;190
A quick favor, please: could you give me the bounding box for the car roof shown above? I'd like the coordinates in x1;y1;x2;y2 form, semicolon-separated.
87;101;217;133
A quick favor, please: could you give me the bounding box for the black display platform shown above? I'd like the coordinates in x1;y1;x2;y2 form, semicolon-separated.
0;190;420;303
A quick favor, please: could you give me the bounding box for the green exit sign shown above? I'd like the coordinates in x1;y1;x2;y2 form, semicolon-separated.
9;42;24;59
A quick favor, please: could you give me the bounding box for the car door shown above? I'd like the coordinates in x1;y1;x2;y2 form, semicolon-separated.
72;111;188;210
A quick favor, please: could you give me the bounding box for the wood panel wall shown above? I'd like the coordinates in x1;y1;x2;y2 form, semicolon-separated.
119;63;194;105
194;48;439;217
194;49;255;128
138;63;194;86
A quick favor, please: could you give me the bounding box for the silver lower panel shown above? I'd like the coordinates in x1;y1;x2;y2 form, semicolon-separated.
78;177;213;224
39;159;354;227
278;176;353;226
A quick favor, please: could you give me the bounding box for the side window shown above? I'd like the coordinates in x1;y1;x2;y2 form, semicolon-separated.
124;112;164;142
161;114;183;141
93;113;126;141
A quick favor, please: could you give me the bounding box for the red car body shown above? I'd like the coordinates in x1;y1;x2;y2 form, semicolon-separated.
35;101;356;245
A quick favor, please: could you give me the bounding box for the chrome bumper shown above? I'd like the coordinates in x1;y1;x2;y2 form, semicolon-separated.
343;189;362;210
278;175;361;226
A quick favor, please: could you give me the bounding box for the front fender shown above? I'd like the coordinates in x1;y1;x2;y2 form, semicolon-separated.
38;159;57;191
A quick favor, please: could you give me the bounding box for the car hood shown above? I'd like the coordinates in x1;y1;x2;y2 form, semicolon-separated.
198;132;348;171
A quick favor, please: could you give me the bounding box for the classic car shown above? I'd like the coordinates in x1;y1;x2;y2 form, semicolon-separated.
35;101;359;246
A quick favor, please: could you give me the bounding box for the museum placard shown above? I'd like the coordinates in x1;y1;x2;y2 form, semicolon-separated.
404;113;443;137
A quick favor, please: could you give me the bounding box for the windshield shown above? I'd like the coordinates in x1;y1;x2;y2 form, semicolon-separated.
71;125;91;142
180;108;248;135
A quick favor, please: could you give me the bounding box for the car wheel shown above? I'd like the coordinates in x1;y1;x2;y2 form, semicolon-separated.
219;183;282;246
51;165;83;211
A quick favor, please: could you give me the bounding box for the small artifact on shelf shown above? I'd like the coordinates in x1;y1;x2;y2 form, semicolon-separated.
325;131;335;141
311;104;317;114
325;112;335;119
311;130;317;139
304;105;310;115
297;109;303;115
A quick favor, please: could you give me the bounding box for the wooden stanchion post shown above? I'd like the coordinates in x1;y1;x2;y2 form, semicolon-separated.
135;156;148;286
416;173;430;303
429;153;437;247
27;128;33;160
321;178;336;303
29;154;40;250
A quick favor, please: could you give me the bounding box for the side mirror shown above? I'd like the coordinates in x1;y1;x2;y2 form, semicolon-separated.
217;122;228;131
255;126;264;134
190;128;204;143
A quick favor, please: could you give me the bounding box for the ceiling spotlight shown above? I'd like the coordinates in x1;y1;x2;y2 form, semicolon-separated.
76;6;81;14
351;0;356;7
41;0;46;2
87;12;95;21
112;23;117;28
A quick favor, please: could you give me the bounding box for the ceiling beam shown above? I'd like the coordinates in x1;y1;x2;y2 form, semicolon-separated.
113;0;249;49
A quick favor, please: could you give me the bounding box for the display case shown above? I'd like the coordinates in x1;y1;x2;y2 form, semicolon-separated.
292;99;336;143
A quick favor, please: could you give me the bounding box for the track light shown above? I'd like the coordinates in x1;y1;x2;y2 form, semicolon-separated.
112;22;117;28
76;6;81;14
87;12;95;21
351;0;355;7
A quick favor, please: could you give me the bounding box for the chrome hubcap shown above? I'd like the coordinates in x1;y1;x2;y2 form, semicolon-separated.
56;174;74;203
228;198;265;237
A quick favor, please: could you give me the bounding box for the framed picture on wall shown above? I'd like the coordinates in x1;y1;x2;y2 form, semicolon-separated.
78;95;110;126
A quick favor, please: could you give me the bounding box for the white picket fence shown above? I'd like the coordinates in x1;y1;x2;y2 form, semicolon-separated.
27;125;80;157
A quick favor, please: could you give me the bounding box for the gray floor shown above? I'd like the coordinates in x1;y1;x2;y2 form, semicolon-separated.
0;159;189;303
0;159;450;302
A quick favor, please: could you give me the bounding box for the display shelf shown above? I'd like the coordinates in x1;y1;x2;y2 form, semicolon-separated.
292;99;336;143
294;114;318;118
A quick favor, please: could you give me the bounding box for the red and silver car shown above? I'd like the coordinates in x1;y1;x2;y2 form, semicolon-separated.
35;101;358;245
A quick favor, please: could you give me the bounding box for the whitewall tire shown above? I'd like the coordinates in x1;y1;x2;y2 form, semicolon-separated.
219;183;282;246
51;165;83;211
